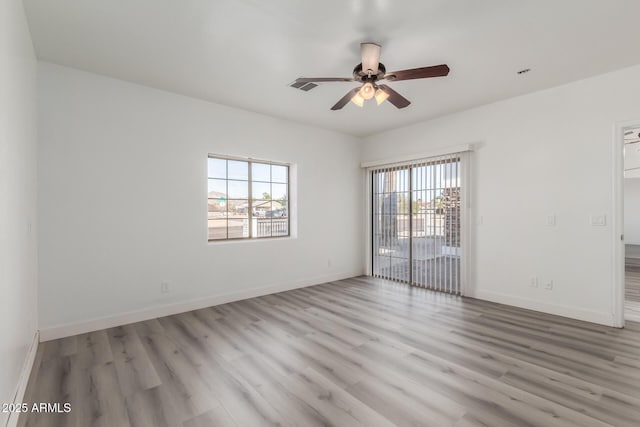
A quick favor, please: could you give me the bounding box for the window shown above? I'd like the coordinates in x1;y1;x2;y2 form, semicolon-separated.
208;155;289;241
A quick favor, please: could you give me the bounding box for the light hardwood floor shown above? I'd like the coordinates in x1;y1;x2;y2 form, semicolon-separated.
626;267;640;322
19;276;640;427
626;244;640;265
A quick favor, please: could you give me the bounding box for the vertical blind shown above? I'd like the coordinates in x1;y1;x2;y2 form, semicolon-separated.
372;153;462;294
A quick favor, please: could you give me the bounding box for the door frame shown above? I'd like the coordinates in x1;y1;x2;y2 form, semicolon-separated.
612;120;640;328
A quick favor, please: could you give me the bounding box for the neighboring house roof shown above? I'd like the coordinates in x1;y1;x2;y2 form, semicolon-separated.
253;200;285;210
230;200;286;211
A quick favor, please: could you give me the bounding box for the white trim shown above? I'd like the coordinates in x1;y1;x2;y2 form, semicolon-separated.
469;290;616;326
207;235;296;246
612;119;640;328
39;271;362;341
208;152;290;167
360;143;473;169
6;332;39;427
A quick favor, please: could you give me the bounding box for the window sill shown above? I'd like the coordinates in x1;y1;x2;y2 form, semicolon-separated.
207;235;296;245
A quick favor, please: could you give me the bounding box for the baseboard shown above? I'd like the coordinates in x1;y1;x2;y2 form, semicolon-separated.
469;289;615;326
5;331;39;427
39;271;362;341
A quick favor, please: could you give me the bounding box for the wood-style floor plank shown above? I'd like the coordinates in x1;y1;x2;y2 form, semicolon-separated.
19;276;640;426
182;406;237;427
626;267;640;322
107;324;162;397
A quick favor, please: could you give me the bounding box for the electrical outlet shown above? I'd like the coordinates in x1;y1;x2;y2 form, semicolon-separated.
529;276;538;288
544;280;553;291
160;282;170;293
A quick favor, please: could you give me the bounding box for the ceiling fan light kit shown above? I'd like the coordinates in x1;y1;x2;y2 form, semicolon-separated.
290;42;450;110
351;83;388;107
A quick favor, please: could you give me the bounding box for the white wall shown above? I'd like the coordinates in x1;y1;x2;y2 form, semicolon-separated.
0;0;38;423
362;64;640;326
38;62;364;335
625;178;640;245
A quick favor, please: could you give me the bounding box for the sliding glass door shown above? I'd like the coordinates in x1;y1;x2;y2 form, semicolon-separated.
372;153;463;294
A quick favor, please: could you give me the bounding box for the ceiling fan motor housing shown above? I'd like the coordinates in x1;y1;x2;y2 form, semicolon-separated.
353;63;386;82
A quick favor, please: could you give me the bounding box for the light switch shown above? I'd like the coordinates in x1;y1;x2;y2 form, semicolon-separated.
545;215;556;226
590;215;606;226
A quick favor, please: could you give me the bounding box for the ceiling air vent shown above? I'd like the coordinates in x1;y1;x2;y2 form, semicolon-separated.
289;81;318;91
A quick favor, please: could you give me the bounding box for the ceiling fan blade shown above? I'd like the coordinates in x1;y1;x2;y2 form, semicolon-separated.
377;84;411;109
331;87;360;111
384;64;450;81
294;77;354;84
361;42;381;75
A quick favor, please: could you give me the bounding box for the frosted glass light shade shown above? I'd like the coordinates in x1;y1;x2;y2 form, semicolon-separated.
351;93;365;107
375;88;389;105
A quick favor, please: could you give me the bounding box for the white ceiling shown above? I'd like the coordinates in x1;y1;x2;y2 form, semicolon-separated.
23;0;640;137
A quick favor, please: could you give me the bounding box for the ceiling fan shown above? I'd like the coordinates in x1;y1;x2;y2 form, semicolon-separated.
290;42;450;110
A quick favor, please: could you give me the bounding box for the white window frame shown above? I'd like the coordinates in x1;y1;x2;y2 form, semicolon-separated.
207;154;290;241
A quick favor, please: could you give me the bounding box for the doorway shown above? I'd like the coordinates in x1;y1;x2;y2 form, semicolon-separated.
371;153;464;294
624;126;640;322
